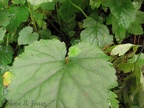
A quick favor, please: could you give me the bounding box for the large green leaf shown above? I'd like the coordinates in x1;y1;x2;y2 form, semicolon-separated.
6;6;29;32
18;26;39;45
81;17;113;47
6;40;118;108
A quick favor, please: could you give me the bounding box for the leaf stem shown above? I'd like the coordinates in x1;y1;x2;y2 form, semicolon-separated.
56;3;62;29
27;2;38;31
47;18;61;34
68;0;88;18
134;40;144;68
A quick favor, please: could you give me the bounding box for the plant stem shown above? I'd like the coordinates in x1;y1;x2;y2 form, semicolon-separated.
68;0;88;18
134;40;144;67
27;2;38;31
56;3;62;29
47;18;61;34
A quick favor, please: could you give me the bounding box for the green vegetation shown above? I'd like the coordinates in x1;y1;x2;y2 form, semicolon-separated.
0;0;144;107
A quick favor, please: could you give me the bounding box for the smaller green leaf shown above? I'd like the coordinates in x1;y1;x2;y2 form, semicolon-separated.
82;17;96;27
117;63;134;73
40;1;55;10
129;54;144;66
39;29;51;39
58;0;87;21
131;105;141;108
32;11;47;29
136;11;144;24
107;13;127;41
12;0;25;4
81;17;113;47
0;45;13;65
90;0;102;9
106;0;137;41
132;2;141;10
106;0;136;29
0;11;9;27
0;0;9;10
6;6;29;32
0;28;6;44
108;91;119;108
127;22;143;35
62;15;76;37
111;44;134;56
18;26;39;45
68;45;81;57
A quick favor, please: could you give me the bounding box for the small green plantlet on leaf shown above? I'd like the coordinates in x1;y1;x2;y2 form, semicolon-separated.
68;45;81;57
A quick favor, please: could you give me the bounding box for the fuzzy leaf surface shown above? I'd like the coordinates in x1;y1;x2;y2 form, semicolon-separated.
81;17;113;47
106;0;136;29
106;0;137;41
6;40;118;108
18;26;39;45
6;6;29;32
0;45;13;65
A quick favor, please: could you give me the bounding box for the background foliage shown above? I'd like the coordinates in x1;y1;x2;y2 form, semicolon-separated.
0;0;144;108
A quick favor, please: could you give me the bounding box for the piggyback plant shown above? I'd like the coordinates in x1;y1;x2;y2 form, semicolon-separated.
0;0;144;108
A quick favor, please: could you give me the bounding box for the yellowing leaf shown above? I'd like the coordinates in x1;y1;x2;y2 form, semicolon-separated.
111;44;134;56
27;0;53;5
3;71;13;87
